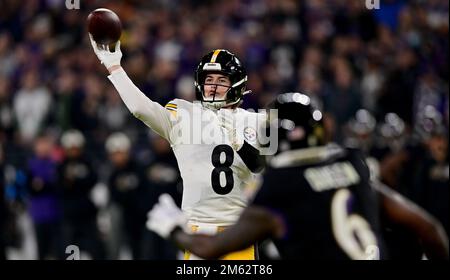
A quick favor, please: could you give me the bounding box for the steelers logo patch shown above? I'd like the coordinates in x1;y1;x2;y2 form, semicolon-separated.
244;127;257;142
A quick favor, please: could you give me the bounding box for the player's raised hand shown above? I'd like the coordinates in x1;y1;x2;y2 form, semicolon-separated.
218;109;244;151
146;194;188;239
88;33;122;72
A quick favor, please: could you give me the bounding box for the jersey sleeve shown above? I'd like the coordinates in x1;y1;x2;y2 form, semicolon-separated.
107;68;174;142
164;99;179;119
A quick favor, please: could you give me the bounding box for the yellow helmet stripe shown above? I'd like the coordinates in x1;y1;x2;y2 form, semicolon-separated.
210;49;222;63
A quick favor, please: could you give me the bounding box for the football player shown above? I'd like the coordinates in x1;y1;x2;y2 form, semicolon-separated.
89;37;266;259
146;93;449;260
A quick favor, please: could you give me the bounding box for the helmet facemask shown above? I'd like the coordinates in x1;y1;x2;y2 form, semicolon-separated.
201;82;232;110
194;49;250;110
195;73;247;110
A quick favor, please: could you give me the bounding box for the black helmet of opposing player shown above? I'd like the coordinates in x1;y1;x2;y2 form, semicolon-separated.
270;92;326;152
194;49;249;110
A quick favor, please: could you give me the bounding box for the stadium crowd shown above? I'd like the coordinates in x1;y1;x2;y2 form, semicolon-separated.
0;0;448;259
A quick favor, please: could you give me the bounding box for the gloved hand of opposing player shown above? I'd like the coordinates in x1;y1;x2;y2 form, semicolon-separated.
218;109;244;151
88;33;122;71
146;194;188;239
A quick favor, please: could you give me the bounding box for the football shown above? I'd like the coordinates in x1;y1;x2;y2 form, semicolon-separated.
87;8;122;45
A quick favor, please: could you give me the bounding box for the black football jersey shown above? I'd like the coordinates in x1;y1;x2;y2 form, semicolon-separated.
252;144;386;260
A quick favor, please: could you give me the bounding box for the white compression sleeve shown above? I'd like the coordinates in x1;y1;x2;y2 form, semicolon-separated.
108;68;173;141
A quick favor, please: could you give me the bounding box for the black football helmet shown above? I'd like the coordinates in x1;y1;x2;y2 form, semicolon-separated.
269;92;326;152
194;49;249;109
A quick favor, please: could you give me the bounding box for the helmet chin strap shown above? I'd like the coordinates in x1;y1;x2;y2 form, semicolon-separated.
203;101;227;110
202;97;243;110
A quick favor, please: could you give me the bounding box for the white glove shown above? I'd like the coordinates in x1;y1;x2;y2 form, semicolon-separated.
146;194;188;239
218;109;244;151
88;33;122;70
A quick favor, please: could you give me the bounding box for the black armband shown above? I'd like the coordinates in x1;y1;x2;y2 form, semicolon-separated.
237;141;266;173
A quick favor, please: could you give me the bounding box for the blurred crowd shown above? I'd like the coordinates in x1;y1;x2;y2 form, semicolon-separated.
0;0;448;259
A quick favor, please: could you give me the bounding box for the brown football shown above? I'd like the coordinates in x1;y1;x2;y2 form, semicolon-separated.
87;8;122;45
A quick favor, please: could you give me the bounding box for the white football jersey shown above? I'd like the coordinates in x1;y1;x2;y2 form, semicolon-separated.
108;69;266;226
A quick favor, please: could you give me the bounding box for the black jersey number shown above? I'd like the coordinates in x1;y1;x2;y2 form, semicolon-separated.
211;145;234;195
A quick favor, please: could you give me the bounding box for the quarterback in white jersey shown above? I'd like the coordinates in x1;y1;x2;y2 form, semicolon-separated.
166;98;265;226
89;36;266;259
